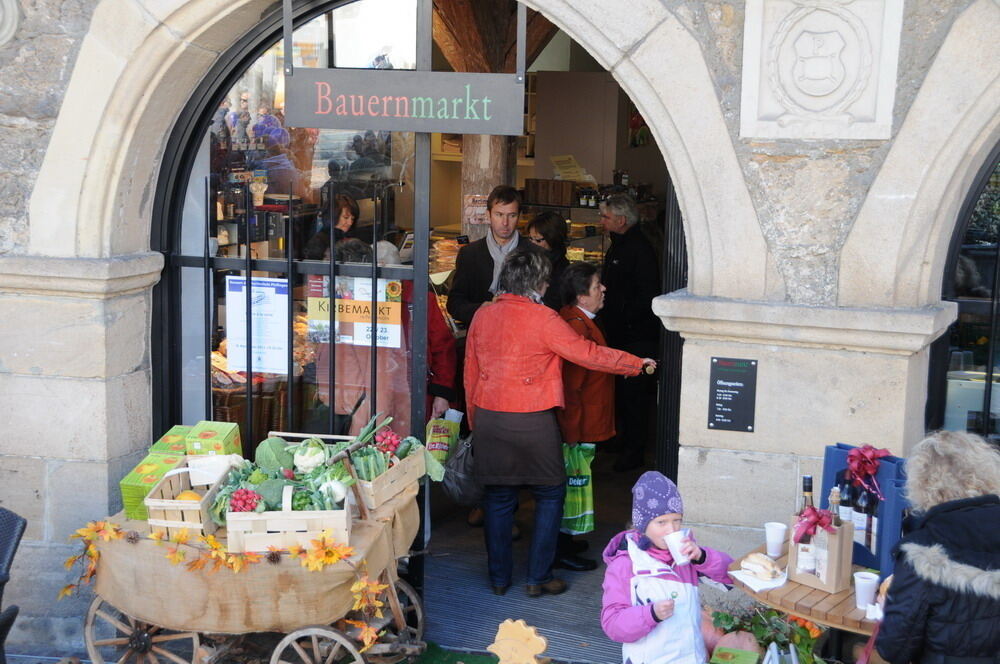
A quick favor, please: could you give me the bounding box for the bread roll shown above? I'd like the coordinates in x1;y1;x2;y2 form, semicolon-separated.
740;552;782;580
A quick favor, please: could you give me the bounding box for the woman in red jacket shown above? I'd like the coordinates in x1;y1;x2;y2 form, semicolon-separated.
465;249;655;598
554;261;615;568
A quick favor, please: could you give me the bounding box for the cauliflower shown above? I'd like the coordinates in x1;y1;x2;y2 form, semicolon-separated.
292;438;330;474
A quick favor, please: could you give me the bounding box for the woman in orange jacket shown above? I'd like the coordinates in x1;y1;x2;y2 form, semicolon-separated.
464;249;655;598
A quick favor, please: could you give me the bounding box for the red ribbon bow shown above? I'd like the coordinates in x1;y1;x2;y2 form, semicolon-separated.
848;444;891;500
793;506;837;543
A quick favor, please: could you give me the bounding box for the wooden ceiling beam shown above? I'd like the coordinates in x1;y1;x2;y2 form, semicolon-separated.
433;1;557;74
503;10;558;73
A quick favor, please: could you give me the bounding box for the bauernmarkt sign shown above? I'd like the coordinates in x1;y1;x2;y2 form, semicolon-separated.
285;68;525;135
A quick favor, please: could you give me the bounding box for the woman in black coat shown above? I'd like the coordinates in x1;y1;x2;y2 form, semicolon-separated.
876;430;1000;664
526;211;569;311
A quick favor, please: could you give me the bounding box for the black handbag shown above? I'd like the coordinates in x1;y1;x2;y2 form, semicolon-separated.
441;436;483;506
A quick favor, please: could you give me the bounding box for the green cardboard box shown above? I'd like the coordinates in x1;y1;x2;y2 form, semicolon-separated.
149;425;191;454
119;452;186;520
185;420;242;456
709;648;760;664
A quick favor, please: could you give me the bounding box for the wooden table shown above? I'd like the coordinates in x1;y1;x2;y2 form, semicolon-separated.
728;546;877;637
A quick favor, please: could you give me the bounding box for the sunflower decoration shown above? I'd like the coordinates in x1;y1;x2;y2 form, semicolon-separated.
385;280;402;302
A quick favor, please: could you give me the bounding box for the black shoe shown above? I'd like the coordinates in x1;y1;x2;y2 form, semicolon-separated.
613;453;644;472
525;578;567;597
492;585;509;596
553;554;598;572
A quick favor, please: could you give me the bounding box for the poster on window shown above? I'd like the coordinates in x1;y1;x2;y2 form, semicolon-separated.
306;275;403;349
225;276;289;374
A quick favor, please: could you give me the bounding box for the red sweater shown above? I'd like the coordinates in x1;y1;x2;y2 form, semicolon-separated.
557;305;616;443
464;294;642;427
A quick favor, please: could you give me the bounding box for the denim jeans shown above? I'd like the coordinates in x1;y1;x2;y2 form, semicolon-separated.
482;483;566;586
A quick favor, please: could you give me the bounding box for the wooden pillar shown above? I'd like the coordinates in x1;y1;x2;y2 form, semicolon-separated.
460;135;517;240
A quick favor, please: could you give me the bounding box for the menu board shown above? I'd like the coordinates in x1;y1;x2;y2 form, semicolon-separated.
708;357;757;432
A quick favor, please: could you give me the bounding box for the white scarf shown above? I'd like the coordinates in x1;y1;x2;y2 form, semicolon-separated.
485;230;520;294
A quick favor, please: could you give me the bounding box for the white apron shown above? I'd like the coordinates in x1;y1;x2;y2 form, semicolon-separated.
622;538;706;664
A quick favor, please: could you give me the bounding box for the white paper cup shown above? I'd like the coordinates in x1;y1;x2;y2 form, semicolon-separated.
854;571;879;609
764;522;788;558
664;529;691;565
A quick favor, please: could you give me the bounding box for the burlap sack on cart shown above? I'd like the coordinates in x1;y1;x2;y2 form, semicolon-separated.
94;503;411;634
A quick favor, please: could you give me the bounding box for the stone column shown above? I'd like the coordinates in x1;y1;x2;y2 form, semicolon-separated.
0;252;162;647
652;290;954;555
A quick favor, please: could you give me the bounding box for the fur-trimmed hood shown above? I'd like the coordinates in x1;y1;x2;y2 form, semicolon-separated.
901;541;1000;600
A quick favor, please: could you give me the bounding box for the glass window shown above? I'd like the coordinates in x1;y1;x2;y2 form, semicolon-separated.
171;0;424;445
941;157;1000;435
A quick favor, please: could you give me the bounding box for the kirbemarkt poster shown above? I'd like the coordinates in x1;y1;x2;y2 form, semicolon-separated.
225;276;289;374
307;276;403;349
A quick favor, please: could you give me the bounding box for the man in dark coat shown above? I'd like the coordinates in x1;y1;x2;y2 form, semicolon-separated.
597;194;661;472
446;185;544;326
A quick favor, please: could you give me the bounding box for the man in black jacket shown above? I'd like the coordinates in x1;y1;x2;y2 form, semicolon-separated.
598;194;661;472
447;185;544;326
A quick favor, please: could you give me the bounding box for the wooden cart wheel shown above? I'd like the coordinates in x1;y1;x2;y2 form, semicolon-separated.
85;596;200;664
364;579;426;664
270;626;364;664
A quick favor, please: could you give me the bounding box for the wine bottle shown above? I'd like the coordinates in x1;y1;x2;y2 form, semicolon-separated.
838;469;854;525
829;487;842;527
796;475;816;574
865;488;879;550
853;484;870;548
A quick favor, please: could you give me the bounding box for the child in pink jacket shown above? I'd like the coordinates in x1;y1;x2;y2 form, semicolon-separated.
601;471;733;664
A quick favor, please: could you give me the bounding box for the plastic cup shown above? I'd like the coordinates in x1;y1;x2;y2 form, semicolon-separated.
664;529;691;565
854;571;879;609
764;522;788;558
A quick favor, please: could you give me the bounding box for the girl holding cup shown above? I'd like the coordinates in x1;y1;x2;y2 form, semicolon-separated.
601;471;734;664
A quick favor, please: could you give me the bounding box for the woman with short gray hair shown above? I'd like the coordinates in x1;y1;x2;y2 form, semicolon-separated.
464;248;656;598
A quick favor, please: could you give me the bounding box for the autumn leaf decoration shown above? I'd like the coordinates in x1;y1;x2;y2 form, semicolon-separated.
60;521;125;599
59;520;359;599
301;530;355;572
344;619;381;651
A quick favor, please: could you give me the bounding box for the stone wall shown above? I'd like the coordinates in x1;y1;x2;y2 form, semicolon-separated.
0;0;99;256
668;0;975;306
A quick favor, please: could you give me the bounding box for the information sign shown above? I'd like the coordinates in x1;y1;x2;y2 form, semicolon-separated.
286;68;525;135
225;276;289;374
306;276;403;349
708;357;758;432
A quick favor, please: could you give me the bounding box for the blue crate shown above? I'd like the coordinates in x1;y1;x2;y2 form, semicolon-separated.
819;443;908;577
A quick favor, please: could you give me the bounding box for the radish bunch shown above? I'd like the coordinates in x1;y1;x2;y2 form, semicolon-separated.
229;488;262;512
374;429;402;454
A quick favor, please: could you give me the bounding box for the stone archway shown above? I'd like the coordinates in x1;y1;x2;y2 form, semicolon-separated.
838;0;1000;309
28;0;767;300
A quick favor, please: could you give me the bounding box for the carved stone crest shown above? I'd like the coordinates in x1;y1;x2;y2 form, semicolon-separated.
741;0;903;139
0;0;20;48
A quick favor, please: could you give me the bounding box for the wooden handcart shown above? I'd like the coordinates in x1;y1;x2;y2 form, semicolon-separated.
84;434;426;664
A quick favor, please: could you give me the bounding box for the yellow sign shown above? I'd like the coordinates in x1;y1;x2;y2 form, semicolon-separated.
307;298;401;325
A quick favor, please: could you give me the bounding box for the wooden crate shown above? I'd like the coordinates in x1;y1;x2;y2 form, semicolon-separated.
356;452;425;510
225;485;351;553
145;465;225;538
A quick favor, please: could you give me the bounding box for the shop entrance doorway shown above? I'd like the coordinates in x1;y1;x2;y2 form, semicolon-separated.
420;29;687;662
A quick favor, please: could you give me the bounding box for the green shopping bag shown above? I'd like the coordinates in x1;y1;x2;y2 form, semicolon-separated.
561;443;596;535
